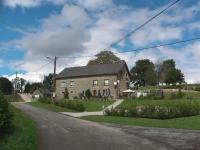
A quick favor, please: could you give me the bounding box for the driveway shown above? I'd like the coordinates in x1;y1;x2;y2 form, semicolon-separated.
13;103;200;150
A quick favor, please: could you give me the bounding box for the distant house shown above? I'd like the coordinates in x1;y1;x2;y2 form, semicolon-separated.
32;88;51;99
56;60;131;99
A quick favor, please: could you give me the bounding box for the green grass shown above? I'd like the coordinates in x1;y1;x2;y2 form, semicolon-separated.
81;115;200;130
28;101;77;112
80;100;113;111
0;106;38;150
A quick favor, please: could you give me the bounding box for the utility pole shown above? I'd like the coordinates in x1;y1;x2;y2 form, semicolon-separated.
52;56;57;99
15;72;18;93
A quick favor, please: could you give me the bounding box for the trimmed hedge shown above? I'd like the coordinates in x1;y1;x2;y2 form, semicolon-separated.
0;92;13;136
38;98;85;112
104;100;200;119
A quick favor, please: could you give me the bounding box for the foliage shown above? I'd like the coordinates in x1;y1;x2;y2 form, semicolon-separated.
130;59;157;86
63;88;69;99
0;106;38;150
104;99;200;119
85;89;92;99
43;73;53;89
0;91;13;136
55;100;85;111
29;82;43;93
0;77;13;95
87;51;121;65
24;82;31;93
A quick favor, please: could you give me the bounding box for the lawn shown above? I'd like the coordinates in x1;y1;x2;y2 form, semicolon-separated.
81;115;200;130
0;106;38;150
28;101;77;112
80;100;113;111
29;100;113;112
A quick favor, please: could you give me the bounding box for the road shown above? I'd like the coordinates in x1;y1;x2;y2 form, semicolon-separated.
13;103;200;150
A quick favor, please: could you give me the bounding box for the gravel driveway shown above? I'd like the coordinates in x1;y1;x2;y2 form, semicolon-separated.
13;103;200;150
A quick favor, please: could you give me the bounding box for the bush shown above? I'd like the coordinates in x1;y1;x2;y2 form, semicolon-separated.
57;100;85;112
0;91;13;136
38;98;52;104
105;100;200;119
64;88;69;99
85;89;92;99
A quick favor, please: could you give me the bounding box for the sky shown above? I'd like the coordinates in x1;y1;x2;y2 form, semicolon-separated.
0;0;200;83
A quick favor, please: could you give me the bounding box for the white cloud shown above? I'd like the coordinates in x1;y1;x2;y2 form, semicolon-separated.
3;0;41;8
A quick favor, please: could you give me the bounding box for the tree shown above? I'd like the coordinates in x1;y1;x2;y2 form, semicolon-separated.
130;59;157;86
29;82;43;93
85;89;92;99
24;82;31;93
159;59;185;85
165;68;184;85
63;88;69;99
87;51;121;65
20;78;26;93
43;74;53;89
0;77;13;95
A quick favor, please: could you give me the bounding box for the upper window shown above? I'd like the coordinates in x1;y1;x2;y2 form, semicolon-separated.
93;80;98;86
104;79;109;86
60;82;66;88
70;81;75;87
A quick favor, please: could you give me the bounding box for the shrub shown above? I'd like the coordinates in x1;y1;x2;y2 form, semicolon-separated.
63;88;69;99
38;98;52;104
57;100;85;112
85;89;92;99
0;91;13;136
105;100;200;119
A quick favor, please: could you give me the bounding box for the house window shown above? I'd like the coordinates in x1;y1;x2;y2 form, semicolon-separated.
93;80;98;86
70;81;75;87
104;79;109;86
93;90;97;97
60;82;66;88
103;89;110;97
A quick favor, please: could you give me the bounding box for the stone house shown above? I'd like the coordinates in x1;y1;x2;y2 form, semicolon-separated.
32;88;51;99
55;60;131;99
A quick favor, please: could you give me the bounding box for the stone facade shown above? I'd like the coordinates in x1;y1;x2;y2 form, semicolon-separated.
56;66;130;100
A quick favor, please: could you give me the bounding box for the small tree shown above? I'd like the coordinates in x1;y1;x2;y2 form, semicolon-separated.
0;77;13;95
64;88;69;99
0;91;13;136
85;89;92;99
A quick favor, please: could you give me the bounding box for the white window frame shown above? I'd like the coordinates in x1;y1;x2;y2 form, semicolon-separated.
60;82;66;88
70;81;75;87
93;80;98;86
104;79;109;86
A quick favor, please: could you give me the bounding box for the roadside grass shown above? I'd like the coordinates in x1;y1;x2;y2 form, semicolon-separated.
81;115;200;130
0;106;38;150
28;101;77;112
79;100;113;111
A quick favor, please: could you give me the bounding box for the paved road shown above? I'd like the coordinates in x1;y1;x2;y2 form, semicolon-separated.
13;103;200;150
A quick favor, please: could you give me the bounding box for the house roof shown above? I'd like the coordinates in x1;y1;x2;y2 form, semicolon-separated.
56;60;129;79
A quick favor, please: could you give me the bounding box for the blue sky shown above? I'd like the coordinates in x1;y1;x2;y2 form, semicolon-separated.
0;0;200;83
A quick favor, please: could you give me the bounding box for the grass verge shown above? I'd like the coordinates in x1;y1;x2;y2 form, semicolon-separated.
81;115;200;130
81;100;113;111
0;106;38;150
28;101;78;112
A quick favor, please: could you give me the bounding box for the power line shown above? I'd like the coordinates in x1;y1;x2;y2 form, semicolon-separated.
58;36;200;59
28;60;54;73
102;0;180;51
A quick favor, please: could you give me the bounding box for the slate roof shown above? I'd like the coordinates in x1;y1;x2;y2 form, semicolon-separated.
57;60;128;79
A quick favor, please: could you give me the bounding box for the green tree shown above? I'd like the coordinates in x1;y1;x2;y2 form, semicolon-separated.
130;59;157;86
159;59;185;85
0;91;13;135
87;51;121;65
0;77;13;95
64;88;69;99
85;89;92;99
43;74;53;89
24;82;31;93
